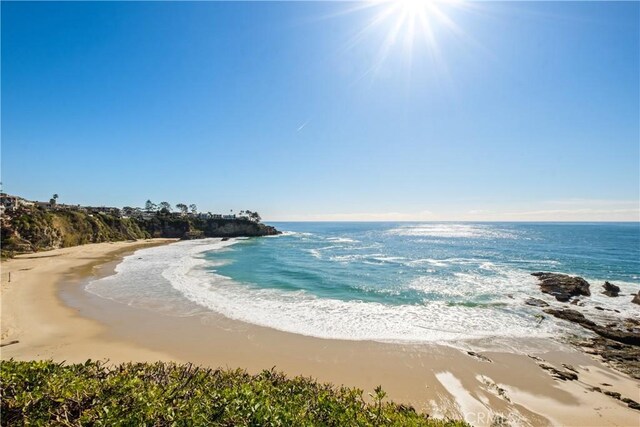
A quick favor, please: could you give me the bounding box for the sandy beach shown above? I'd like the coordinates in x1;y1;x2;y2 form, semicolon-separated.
1;240;639;427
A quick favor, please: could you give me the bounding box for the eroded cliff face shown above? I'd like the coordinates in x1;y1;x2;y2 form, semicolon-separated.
1;208;280;256
134;216;279;239
1;209;149;256
193;218;280;238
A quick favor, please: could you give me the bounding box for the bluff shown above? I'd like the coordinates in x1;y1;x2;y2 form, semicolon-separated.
1;208;279;257
138;214;280;239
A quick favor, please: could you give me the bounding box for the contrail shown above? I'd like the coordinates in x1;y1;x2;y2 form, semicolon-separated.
296;119;310;132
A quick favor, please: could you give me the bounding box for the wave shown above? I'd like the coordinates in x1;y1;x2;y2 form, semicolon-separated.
84;233;639;345
147;242;570;343
85;239;239;316
170;269;568;343
326;237;359;243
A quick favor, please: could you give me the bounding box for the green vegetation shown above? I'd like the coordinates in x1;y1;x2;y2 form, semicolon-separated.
1;209;149;257
1;206;279;257
0;360;465;426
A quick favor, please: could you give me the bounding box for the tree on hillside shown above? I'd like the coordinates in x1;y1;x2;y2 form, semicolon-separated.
250;211;261;223
145;200;157;212
189;204;198;215
50;194;59;206
176;203;188;215
159;202;172;212
242;210;261;223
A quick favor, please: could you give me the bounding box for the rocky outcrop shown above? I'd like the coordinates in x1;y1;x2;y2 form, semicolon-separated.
602;281;620;297
192;218;280;238
524;297;549;307
632;291;640;305
581;337;640;380
531;272;591;302
538;363;578;381
138;216;279;240
544;308;640;346
543;308;640;379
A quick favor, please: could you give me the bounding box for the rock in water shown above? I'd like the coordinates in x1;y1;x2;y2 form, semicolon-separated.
602;281;620;297
524;297;549;307
632;291;640;306
531;272;591;302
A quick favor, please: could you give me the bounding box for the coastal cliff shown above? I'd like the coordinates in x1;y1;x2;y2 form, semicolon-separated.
1;208;279;257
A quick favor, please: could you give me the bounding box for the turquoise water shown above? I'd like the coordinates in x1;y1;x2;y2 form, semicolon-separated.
87;222;639;344
212;222;640;306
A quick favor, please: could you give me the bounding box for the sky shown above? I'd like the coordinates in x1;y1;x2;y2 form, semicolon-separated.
2;0;639;222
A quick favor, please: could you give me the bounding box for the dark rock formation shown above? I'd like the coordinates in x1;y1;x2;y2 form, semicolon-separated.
467;351;492;363
591;385;640;411
544;308;640;346
531;272;591;302
632;291;640;305
602;281;620;297
524;297;549;307
191;218;280;238
138;216;280;240
581;336;640;380
538;363;578;381
624;398;640;411
544;307;640;378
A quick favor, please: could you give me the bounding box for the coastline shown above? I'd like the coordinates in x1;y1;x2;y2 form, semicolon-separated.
1;239;639;426
0;239;179;363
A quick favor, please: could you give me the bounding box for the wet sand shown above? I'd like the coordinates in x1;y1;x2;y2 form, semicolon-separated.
1;240;639;426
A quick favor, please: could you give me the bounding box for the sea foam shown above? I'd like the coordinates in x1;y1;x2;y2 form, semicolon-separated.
87;239;575;344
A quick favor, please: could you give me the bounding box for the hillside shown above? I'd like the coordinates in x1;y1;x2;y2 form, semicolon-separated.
1;207;279;257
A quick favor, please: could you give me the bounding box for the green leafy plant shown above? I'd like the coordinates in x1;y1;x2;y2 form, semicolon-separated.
1;360;468;426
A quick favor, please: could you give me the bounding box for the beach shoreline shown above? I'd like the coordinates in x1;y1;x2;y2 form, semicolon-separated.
1;239;639;426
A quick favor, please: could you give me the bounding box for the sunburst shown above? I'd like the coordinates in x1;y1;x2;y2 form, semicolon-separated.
336;0;474;81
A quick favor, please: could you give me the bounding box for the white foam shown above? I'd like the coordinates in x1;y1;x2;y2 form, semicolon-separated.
326;237;359;243
280;231;313;237
153;243;569;343
85;239;238;316
84;238;636;346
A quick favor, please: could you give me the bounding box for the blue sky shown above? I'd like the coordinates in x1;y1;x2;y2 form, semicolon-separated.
2;1;639;221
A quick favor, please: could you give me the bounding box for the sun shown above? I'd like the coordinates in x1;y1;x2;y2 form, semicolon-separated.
398;0;431;16
337;0;470;80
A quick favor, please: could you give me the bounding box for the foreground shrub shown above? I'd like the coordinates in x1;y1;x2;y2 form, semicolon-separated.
0;360;466;426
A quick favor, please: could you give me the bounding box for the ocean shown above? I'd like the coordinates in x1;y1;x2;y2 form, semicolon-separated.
86;222;639;345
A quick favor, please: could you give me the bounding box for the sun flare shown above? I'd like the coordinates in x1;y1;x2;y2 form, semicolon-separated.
339;0;469;80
